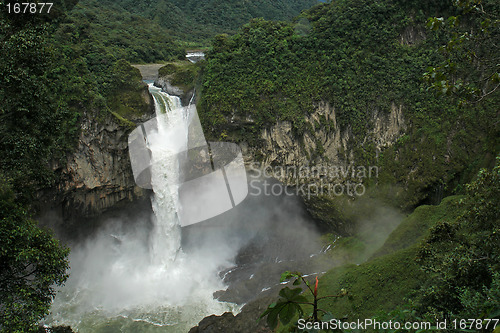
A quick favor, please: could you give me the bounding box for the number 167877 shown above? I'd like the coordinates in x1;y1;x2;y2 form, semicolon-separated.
6;3;53;14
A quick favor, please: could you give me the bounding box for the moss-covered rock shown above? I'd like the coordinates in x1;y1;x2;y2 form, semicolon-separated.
155;61;202;104
105;59;154;124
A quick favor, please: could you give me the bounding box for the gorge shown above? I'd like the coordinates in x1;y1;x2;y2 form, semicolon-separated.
43;81;238;332
0;0;498;332
42;76;333;332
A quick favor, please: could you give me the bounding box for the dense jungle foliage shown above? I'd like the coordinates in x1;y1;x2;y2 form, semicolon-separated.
0;0;498;330
1;2;76;330
53;0;319;60
199;0;499;209
108;0;318;45
0;1;321;329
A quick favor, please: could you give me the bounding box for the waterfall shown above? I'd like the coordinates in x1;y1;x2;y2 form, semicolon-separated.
149;84;182;114
44;83;239;333
147;83;185;265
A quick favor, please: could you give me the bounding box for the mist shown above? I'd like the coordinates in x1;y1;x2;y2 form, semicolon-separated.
43;176;323;332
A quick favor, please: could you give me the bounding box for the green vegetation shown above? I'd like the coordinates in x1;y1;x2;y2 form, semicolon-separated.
320;235;367;264
158;61;202;93
297;196;463;326
1;4;76;331
199;0;499;209
318;247;425;321
371;195;463;258
112;0;318;45
1;0;498;331
1;3;149;329
0;1;153;201
415;157;500;323
105;59;151;124
55;0;185;63
51;0;319;63
0;178;69;332
262;160;499;332
424;0;500;103
0;0;82;201
260;271;347;330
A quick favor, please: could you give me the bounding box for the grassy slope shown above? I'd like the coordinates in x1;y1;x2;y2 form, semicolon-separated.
317;195;464;320
370;195;463;258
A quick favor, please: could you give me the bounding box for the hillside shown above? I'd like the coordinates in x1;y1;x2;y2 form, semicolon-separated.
112;0;319;44
199;0;499;212
54;0;185;64
1;0;499;331
58;0;320;62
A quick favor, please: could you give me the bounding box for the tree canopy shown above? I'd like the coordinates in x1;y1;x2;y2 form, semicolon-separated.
0;178;69;332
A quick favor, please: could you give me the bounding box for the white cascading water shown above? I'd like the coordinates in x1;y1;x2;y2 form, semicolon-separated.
148;84;184;265
45;84;239;332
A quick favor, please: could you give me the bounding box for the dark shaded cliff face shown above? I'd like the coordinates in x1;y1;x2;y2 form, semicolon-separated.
38;76;155;240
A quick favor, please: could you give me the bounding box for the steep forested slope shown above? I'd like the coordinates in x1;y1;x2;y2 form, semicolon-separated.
1;1;78;330
199;0;499;209
51;0;325;63
60;0;319;60
111;0;319;43
54;0;185;63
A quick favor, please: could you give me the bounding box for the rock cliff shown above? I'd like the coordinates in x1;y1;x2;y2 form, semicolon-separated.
40;79;155;233
241;101;406;185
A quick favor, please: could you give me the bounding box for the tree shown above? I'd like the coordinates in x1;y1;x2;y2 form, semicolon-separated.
423;0;500;104
416;156;500;322
0;178;69;332
0;0;82;202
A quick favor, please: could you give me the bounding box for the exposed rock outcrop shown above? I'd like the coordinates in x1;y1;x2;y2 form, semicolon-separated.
57;111;150;219
242;101;406;185
155;76;186;97
154;76;195;106
399;25;426;45
40;81;155;232
154;62;199;105
189;297;273;333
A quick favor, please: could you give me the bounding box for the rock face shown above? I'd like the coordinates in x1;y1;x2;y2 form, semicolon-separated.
189;297;274;333
42;82;155;232
154;76;195;106
58;112;150;218
154;76;186;97
153;61;199;105
242;101;406;185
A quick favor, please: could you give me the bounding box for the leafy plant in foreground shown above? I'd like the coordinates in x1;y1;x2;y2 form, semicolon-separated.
260;271;348;331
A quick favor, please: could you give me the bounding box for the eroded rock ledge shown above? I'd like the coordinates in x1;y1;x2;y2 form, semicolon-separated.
241;101;406;184
39;79;155;235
